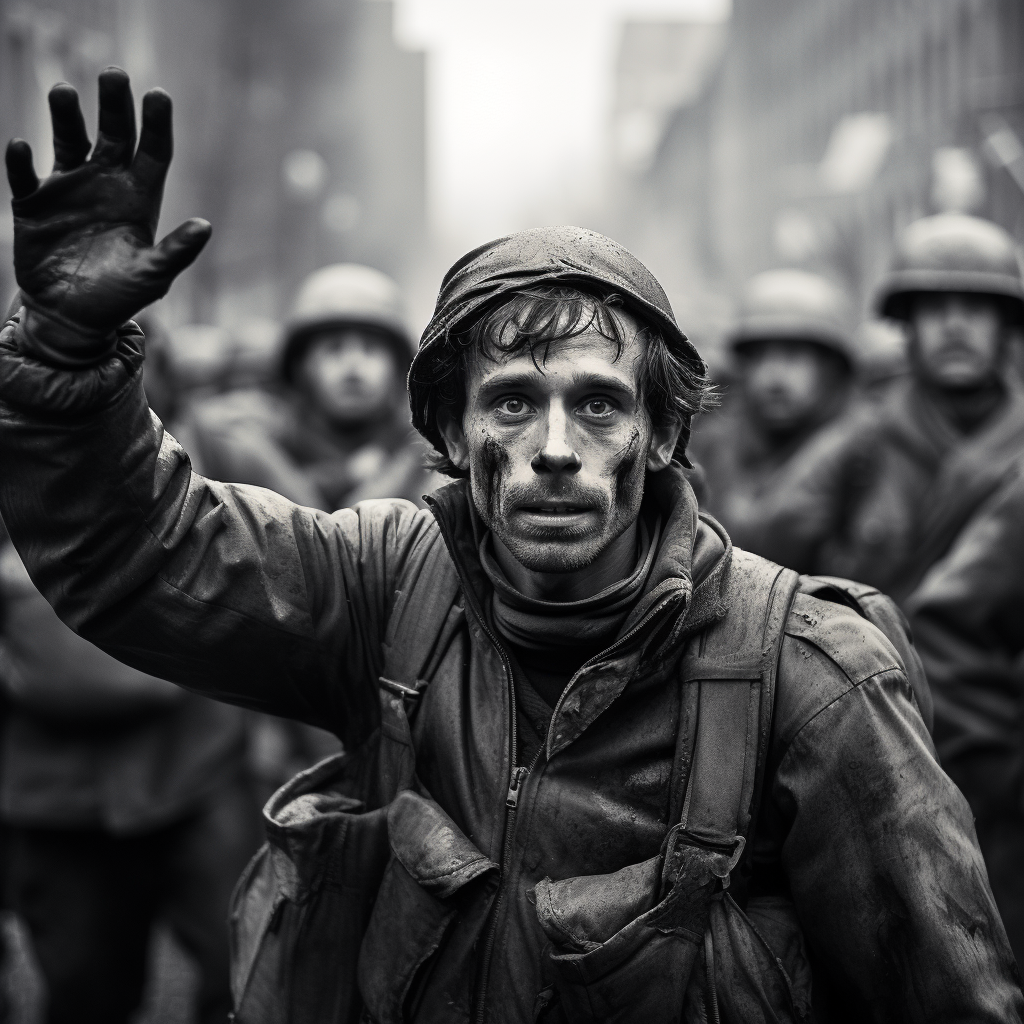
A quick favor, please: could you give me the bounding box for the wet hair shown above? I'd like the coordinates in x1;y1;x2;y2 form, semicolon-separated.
420;285;714;478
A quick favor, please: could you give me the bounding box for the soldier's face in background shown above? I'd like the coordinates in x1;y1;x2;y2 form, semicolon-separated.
910;293;1004;391
297;329;404;427
738;339;839;436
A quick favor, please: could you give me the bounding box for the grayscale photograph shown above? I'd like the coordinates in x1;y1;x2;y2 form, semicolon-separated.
0;0;1020;1020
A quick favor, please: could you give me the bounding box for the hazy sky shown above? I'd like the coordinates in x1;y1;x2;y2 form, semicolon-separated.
393;0;729;246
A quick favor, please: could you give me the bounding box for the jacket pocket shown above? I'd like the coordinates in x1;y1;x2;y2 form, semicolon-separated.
229;752;391;1024
358;790;498;1024
707;893;811;1023
534;826;741;1024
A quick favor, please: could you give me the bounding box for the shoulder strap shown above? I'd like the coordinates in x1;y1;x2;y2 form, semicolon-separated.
379;531;463;701
677;548;800;889
370;532;463;801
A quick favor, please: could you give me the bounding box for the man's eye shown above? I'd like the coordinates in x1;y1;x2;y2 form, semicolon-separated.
580;399;614;417
497;397;529;416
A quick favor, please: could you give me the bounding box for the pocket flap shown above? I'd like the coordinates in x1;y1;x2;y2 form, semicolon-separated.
535;856;661;950
387;789;497;899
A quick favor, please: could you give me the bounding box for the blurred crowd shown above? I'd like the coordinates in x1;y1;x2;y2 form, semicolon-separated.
0;261;436;1022
2;206;1024;1020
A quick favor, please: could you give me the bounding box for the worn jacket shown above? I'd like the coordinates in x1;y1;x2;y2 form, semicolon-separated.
0;316;1017;1021
174;386;434;512
711;377;1024;604
689;405;858;574
907;460;1024;765
0;535;247;834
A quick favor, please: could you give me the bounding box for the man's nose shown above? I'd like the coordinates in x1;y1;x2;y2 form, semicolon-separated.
531;404;582;474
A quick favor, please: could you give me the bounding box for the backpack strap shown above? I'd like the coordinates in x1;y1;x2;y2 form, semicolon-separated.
379;530;463;697
373;532;463;800
676;548;801;892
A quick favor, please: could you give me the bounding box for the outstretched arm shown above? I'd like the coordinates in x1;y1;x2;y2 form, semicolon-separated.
0;71;425;744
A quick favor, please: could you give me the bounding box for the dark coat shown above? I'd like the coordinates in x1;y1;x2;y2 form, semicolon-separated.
907;461;1024;764
820;378;1024;603
0;535;246;834
0;317;1017;1021
689;405;857;574
174;387;433;512
699;377;1024;604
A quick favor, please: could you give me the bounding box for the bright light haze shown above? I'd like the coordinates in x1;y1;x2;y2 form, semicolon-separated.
394;0;729;246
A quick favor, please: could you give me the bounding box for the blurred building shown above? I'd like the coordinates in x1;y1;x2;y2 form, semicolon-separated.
712;0;1024;310
0;0;426;328
607;20;728;348
611;0;1024;329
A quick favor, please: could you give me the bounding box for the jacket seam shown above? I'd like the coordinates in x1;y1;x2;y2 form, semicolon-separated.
783;665;910;751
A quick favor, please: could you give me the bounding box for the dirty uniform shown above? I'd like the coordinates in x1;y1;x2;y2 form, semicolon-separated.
728;374;1024;604
0;314;1018;1020
908;461;1024;963
0;536;258;1024
176;386;431;512
690;406;858;574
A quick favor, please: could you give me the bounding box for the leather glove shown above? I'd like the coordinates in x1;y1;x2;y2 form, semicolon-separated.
5;67;211;367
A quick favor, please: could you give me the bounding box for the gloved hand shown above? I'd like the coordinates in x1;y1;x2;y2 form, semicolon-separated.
5;67;211;366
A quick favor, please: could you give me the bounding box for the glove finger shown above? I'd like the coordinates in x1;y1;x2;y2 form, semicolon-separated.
6;140;39;200
49;83;91;172
150;218;212;280
133;89;173;190
91;67;137;168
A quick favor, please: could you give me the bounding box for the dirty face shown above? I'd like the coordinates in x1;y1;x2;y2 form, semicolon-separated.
911;292;1005;390
738;339;842;436
439;309;681;588
297;328;404;426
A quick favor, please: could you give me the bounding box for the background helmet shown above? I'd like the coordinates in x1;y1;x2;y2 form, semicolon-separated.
730;269;854;366
281;263;415;382
875;214;1024;324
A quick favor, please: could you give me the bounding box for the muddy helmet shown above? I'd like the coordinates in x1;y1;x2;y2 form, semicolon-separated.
281;263;415;382
730;269;854;365
875;214;1024;324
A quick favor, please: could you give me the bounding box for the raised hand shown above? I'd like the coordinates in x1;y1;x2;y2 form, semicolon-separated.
5;67;211;364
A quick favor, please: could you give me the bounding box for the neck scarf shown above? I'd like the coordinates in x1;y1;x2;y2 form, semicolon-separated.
478;516;662;652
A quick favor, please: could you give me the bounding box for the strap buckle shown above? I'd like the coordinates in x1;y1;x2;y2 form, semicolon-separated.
379;677;422;700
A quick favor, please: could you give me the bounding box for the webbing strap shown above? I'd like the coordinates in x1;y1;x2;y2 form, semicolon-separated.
679;550;800;856
381;534;462;688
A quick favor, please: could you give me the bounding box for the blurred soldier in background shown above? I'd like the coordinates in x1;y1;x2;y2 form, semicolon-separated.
0;528;258;1024
691;269;856;572
181;263;432;512
817;213;1024;604
174;265;434;791
907;462;1024;963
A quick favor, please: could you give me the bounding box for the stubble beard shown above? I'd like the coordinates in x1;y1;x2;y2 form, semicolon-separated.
471;434;648;576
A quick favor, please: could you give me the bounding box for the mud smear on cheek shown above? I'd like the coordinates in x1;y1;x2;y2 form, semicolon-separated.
612;428;643;509
480;434;511;522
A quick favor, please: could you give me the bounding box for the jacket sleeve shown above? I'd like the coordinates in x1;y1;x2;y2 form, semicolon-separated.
0;316;437;745
770;596;1022;1021
905;465;1024;762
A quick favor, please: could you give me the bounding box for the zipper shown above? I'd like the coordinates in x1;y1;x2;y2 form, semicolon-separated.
475;743;545;1024
425;498;686;1022
426;502;528;1023
506;765;530;808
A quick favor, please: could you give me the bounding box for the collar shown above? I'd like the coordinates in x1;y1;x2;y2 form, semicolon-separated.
426;464;730;657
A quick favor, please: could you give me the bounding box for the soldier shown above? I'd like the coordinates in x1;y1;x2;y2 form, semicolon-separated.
691;269;856;572
0;71;1019;1021
907;461;1024;964
181;263;432;512
816;213;1024;603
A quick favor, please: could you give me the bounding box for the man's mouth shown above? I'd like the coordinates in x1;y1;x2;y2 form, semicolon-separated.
520;503;590;515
